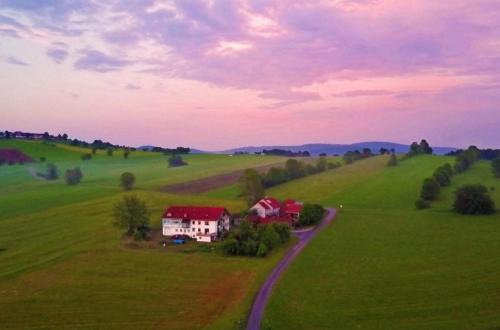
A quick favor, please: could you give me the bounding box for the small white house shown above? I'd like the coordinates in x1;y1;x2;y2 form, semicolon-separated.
162;206;230;243
250;197;281;218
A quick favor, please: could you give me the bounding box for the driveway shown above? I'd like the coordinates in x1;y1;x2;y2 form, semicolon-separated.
247;208;336;330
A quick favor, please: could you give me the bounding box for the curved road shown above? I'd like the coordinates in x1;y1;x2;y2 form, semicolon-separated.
247;208;336;330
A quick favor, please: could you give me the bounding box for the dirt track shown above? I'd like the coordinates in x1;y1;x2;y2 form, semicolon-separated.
160;158;318;195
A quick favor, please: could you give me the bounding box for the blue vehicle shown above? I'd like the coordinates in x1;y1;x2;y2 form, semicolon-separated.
173;239;185;245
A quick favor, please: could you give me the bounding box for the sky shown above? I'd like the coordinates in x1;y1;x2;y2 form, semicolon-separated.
1;0;499;150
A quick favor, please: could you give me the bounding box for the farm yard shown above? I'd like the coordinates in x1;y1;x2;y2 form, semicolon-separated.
1;139;500;329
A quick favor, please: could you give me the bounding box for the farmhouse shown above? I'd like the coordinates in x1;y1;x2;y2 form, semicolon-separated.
249;197;304;226
162;206;230;243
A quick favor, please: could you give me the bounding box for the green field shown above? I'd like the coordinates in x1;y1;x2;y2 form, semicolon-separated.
264;155;500;329
0;140;289;329
2;140;499;329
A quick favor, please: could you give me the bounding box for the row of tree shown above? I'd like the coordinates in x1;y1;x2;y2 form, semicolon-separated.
221;221;291;257
240;158;342;206
454;146;480;173
261;149;311;157
343;148;374;164
416;163;454;208
447;148;500;160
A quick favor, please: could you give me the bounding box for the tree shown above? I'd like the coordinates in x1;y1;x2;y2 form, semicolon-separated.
120;172;135;190
262;167;287;188
285;159;305;179
419;139;433;154
91;147;97;155
409;142;421;155
112;195;151;235
106;147;114;156
45;163;59;180
168;155;187;167
123;149;130;159
316;157;328;172
260;225;280;250
415;198;431;210
433;166;451;186
43;132;50;140
492;158;500;178
81;153;92;161
420;177;440;201
298;204;325;227
387;153;398;167
65;167;83;185
239;169;264;206
453;184;495;215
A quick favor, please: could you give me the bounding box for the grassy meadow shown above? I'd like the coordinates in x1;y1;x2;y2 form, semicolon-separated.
264;155;500;329
0;140;288;329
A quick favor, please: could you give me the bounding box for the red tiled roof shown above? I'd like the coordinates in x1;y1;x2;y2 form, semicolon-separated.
258;201;271;210
163;206;228;221
262;197;281;209
282;199;303;214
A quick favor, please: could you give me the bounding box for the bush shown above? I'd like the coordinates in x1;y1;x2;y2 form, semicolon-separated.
256;243;268;257
124;149;130;159
106;148;114;156
39;157;46;162
420;178;440;201
91;148;97;155
415;198;431;210
168;155;187;167
298;204;326;227
120;172;136;190
453;184;495;215
433;166;451;187
65;167;83;185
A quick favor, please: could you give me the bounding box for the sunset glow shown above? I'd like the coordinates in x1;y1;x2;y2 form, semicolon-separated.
1;0;499;149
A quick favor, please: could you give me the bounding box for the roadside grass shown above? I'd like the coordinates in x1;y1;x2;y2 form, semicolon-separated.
264;156;500;329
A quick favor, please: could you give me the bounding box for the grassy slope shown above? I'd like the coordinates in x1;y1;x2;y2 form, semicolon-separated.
264;156;500;329
0;140;288;329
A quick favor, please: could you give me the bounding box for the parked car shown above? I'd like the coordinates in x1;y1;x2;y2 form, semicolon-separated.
171;234;190;240
173;239;185;245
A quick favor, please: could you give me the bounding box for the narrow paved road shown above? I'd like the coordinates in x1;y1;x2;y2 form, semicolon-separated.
247;208;336;330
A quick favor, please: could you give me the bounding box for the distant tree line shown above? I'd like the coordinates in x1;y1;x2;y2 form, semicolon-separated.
221;221;291;257
148;146;190;154
447;148;500;161
262;149;311;157
343;148;374;164
168;155;188;167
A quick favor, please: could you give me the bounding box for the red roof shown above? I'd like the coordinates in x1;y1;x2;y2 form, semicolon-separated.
282;199;303;214
163;206;228;221
260;197;281;209
258;201;271;210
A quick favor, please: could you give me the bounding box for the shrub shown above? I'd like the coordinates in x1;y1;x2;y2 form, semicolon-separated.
272;223;291;243
453;184;495;215
65;167;83;185
39;157;46;162
256;243;268;257
106;148;114;156
298;203;326;227
91;148;97;155
221;236;239;255
168;155;187;167
124;149;130;159
120;172;136;190
260;225;280;250
420;178;440;201
415;198;431;210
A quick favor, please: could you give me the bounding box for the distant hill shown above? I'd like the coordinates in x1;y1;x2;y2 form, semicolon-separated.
221;142;457;156
137;145;207;154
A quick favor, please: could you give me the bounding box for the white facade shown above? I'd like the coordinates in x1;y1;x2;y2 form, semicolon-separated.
250;199;280;218
162;212;230;243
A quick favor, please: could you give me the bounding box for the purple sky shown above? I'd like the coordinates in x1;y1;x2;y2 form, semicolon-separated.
1;0;499;150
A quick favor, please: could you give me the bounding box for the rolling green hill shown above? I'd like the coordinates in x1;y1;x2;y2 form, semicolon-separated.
264;155;500;329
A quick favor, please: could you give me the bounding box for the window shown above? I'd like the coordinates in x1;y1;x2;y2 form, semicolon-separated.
198;228;201;232
192;228;195;232
192;221;195;225
205;221;209;225
204;228;209;234
198;221;201;225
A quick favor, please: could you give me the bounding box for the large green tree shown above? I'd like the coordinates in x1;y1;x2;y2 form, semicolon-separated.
120;172;136;190
239;169;264;206
420;177;441;201
112;195;151;235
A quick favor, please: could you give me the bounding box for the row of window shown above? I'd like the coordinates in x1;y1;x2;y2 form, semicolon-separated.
174;228;211;234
